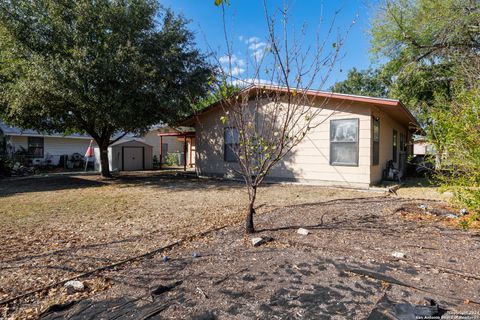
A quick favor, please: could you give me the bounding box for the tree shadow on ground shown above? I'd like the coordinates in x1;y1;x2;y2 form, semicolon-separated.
0;175;107;197
0;171;252;197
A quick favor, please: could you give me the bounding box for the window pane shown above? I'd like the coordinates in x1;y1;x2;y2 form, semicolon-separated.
331;119;358;142
225;128;239;144
392;130;398;162
331;142;358;165
372;118;380;165
28;137;44;158
225;144;237;162
373;141;379;165
400;133;405;151
373;119;380;142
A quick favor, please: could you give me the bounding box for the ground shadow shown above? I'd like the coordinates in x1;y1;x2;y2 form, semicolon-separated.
0;175;107;197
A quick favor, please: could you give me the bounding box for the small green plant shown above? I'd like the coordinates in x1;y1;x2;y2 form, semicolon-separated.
459;219;469;231
152;155;160;169
165;153;179;166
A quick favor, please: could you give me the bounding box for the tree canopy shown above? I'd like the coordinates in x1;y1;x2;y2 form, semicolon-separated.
0;0;213;176
370;0;479;112
329;67;391;98
370;0;480;217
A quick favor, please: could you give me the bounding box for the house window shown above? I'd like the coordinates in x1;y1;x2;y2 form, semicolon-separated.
372;117;380;166
392;130;398;162
161;143;168;162
330;118;359;166
28;136;44;158
400;132;405;152
224;127;239;162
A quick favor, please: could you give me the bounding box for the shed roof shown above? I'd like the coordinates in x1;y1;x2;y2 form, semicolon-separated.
110;138;153;148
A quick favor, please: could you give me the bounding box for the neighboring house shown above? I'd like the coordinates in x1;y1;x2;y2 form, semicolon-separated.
413;137;435;156
0;121;93;167
181;85;421;188
143;126;195;167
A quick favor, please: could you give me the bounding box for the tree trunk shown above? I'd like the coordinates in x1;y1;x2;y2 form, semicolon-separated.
245;186;257;234
99;142;111;178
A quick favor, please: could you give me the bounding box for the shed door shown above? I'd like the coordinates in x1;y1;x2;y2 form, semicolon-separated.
123;147;144;171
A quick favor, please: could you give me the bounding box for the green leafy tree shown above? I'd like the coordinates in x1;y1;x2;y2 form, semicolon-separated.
193;84;240;112
370;0;480;216
330;67;392;98
370;0;479;110
0;0;213;177
430;88;480;216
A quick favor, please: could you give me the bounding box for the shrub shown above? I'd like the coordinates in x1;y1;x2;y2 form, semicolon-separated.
165;153;179;166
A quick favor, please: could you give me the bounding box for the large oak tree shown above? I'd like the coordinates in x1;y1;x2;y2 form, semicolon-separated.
0;0;213;177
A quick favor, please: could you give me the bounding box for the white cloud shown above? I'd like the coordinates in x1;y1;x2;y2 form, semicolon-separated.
252;49;265;60
218;54;246;76
248;42;266;51
219;54;245;67
230;67;246;76
247;36;261;44
231;78;277;87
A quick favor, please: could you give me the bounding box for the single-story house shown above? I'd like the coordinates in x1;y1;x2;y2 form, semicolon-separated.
0;120;195;171
0;121;94;167
181;85;421;188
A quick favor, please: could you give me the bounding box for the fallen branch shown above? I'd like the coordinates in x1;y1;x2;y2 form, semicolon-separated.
344;267;480;306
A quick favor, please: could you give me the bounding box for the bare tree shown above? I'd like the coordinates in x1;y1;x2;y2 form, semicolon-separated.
216;1;352;233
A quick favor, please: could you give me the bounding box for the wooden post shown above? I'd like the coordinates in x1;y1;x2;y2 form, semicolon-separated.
183;135;187;172
159;136;163;170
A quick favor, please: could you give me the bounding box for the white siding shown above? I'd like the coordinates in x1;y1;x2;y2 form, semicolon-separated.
8;135;93;165
94;140;153;172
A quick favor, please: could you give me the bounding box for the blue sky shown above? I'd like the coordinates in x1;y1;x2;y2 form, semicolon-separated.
160;1;377;89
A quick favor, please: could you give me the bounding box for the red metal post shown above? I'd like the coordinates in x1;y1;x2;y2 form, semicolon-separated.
189;138;193;167
183;135;187;172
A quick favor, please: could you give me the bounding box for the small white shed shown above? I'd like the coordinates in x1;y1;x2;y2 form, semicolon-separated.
94;139;153;172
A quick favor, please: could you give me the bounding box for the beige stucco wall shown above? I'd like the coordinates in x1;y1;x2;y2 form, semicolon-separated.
370;108;409;184
194;98;382;188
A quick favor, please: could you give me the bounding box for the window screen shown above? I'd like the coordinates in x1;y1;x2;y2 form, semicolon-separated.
330;119;359;166
224;127;239;162
392;130;398;162
28;136;44;158
400;132;405;152
372;117;380;166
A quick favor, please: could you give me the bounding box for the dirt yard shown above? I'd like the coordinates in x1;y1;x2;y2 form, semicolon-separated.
0;171;390;318
36;197;480;319
2;172;478;319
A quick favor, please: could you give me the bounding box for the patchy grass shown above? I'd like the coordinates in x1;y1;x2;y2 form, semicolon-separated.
1;171;383;315
387;177;451;201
